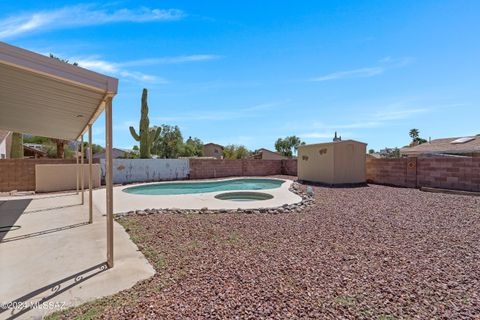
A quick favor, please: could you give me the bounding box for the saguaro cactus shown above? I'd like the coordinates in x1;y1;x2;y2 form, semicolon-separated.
129;89;160;158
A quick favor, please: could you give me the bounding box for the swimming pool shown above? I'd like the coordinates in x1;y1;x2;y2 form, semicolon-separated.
123;178;285;195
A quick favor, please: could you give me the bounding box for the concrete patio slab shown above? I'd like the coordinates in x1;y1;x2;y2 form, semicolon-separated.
0;192;155;320
93;177;302;214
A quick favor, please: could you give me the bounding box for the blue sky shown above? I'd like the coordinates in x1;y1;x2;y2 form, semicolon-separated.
1;1;479;151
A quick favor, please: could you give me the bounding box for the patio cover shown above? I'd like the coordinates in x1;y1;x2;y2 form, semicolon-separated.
0;41;118;267
0;41;117;140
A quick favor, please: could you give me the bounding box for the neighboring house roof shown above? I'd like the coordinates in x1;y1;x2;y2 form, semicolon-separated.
0;129;11;143
203;143;224;149
250;148;288;160
23;144;47;157
298;139;368;149
24;143;44;151
93;148;134;159
400;136;480;155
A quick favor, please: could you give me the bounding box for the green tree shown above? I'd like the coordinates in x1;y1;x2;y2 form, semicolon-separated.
81;142;104;158
49;54;79;66
129;89;160;158
10;132;23;158
181;136;204;157
223;144;250;159
274;136;305;157
152;125;184;158
409;128;427;146
368;149;375;154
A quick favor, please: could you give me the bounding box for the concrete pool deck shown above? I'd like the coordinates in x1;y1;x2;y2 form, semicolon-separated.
0;192;155;319
93;177;302;215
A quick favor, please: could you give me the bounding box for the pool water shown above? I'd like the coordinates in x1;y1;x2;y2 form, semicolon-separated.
123;178;285;195
214;192;274;201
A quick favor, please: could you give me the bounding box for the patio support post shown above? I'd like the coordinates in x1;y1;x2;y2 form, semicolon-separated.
88;124;93;224
81;135;84;205
76;142;79;194
105;96;114;268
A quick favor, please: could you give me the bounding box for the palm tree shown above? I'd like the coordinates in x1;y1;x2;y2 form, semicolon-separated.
51;138;66;158
409;129;419;141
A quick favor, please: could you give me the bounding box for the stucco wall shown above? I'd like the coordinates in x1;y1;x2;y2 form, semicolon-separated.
35;164;101;192
333;142;366;184
298;141;366;184
260;150;288;160
101;159;189;184
298;144;335;184
202;145;223;159
0;139;6;159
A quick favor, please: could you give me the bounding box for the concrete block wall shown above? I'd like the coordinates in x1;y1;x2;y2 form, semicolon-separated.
243;160;282;176
0;159;77;192
188;159;243;179
188;159;296;179
366;158;408;187
281;159;298;176
417;158;480;191
366;157;480;192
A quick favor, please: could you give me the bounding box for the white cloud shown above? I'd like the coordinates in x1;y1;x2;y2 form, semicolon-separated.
0;5;184;39
310;57;413;82
311;67;384;82
374;108;428;121
67;53;221;83
74;57;168;84
120;55;222;67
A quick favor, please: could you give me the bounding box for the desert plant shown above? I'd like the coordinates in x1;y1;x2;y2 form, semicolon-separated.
10;132;23;158
223;144;250;159
129;89;160;158
152;125;183;158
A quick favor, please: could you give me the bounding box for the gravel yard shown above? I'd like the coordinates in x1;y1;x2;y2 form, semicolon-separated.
50;180;480;319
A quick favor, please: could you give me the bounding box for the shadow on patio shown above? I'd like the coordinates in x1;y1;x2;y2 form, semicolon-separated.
0;263;108;320
0;199;31;242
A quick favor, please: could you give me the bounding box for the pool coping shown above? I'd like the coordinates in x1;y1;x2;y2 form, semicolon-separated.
92;177;302;214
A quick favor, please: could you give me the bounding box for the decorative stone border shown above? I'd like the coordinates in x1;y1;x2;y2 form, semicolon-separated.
116;181;314;218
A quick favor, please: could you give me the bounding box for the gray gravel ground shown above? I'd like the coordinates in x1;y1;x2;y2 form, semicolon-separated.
51;180;480;319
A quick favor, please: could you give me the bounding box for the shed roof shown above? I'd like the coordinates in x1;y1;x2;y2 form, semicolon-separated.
298;139;368;149
0;42;118;140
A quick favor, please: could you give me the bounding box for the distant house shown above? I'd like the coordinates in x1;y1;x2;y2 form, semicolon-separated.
93;148;138;159
0;130;12;159
24;143;44;151
23;144;47;158
202;143;224;159
374;147;400;158
250;148;288;160
400;136;480;157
